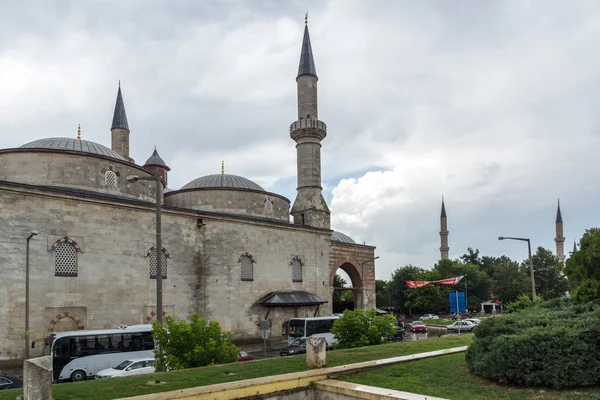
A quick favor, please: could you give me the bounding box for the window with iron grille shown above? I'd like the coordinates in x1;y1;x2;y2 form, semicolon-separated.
55;242;77;276
105;170;117;188
149;248;167;279
240;255;253;281
292;259;302;282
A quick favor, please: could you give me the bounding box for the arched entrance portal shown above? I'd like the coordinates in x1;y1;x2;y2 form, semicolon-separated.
330;261;363;313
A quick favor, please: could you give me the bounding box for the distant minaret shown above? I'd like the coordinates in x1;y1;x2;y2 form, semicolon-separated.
440;198;449;260
111;82;131;161
290;15;331;229
555;200;565;262
572;239;577;254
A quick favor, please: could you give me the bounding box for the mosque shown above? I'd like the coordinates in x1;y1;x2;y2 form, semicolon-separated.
0;19;378;360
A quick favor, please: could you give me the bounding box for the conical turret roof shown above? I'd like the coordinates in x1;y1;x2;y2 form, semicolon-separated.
556;200;563;224
111;85;129;131
144;148;169;170
297;24;317;78
441;199;447;218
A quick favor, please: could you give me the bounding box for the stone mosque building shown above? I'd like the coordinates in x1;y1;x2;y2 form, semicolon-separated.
0;21;378;360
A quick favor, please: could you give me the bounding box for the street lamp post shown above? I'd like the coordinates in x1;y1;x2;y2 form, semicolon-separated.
498;236;536;300
360;256;380;309
25;230;38;360
128;174;163;324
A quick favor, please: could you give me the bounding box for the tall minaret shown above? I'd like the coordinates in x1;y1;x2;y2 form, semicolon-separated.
440;198;449;260
290;15;330;229
555;200;565;262
111;82;131;161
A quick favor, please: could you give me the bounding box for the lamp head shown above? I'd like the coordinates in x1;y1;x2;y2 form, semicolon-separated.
498;237;505;241
31;231;38;236
126;175;139;183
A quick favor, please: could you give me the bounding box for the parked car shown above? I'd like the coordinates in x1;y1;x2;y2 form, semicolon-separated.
447;321;476;332
419;314;440;320
96;358;155;379
463;318;481;325
280;338;307;356
410;321;428;333
0;375;22;390
237;351;254;362
392;326;405;342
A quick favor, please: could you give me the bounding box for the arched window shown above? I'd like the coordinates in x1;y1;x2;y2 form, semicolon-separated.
265;199;273;214
291;257;303;282
149;247;168;279
105;170;117;188
239;253;254;281
54;241;78;277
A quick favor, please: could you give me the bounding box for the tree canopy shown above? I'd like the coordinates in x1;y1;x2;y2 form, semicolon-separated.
565;228;600;302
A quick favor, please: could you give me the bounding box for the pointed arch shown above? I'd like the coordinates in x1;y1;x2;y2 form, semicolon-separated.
52;237;80;276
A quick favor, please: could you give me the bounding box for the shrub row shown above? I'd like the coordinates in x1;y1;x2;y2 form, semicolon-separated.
465;299;600;389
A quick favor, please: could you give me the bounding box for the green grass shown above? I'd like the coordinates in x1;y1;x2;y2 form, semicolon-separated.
0;335;472;400
337;352;600;400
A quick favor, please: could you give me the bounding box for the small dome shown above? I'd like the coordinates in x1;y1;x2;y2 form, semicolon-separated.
181;174;265;191
332;231;356;244
20;138;128;161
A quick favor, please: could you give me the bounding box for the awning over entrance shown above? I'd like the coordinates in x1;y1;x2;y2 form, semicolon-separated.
257;290;328;319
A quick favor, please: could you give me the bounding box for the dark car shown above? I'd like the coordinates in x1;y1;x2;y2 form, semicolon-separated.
410;321;428;333
0;375;23;390
280;338;306;356
392;326;405;342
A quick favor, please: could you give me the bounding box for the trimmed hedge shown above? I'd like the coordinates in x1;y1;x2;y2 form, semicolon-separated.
465;299;600;389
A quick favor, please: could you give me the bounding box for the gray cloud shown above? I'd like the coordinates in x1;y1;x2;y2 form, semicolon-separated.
2;0;599;279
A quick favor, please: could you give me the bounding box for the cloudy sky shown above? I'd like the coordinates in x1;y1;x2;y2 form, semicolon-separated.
2;0;599;280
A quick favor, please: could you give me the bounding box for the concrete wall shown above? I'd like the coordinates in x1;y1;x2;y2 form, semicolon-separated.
0;151;157;202
165;189;290;222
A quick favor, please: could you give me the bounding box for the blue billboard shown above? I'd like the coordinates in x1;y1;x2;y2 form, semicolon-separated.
449;291;466;313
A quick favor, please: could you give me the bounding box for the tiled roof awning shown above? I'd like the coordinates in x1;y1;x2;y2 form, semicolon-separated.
258;290;328;307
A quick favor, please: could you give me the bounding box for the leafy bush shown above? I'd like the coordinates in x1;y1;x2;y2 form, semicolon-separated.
152;314;239;372
466;299;600;389
330;309;396;349
505;294;544;313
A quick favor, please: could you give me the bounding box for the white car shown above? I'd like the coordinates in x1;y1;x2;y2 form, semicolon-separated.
419;314;440;320
446;321;476;332
96;358;155;379
463;318;481;325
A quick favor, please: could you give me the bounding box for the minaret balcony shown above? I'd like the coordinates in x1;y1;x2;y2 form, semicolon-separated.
290;119;327;141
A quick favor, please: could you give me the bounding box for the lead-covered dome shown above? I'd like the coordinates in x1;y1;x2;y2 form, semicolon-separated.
20;138;128;161
181;174;265;191
332;231;356;244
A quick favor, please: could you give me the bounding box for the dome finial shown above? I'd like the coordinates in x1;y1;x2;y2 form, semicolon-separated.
221;160;225;174
77;124;81;140
305;12;308;26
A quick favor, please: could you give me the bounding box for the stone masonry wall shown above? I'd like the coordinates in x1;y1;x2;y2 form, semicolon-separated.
165;189;290;222
329;242;376;309
0;151;157;202
199;217;333;340
0;185;201;359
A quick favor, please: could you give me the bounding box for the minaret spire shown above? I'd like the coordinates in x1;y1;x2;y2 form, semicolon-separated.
440;197;449;260
572;238;577;253
555;199;565;262
290;16;330;228
111;82;132;161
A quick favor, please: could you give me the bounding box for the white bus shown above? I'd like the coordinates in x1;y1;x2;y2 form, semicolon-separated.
43;325;154;383
287;316;339;348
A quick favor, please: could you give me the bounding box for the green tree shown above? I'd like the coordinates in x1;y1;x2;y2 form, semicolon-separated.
152;314;238;372
330;309;396;349
433;259;492;310
375;279;389;308
525;247;568;300
333;274;347;303
387;265;426;315
489;256;530;304
565;228;600;302
505;293;544;313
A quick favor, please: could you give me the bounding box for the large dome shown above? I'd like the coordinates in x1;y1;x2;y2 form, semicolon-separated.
181;174;265;191
20;138;128;161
